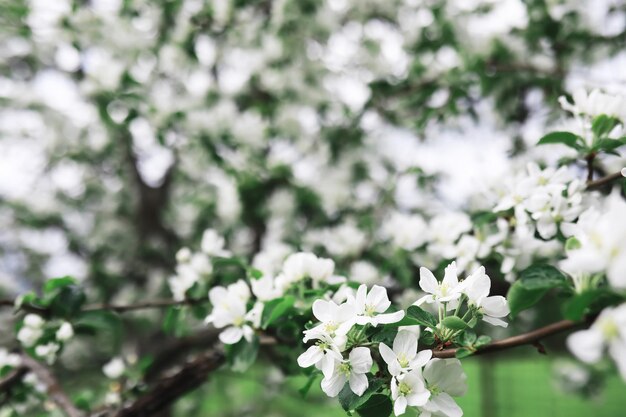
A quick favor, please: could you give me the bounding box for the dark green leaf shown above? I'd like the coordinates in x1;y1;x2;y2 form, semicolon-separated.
507;281;550;317
441;316;468;331
537;131;584;151
43;276;77;294
355;394;392;417
262;295;295;329
563;289;623;321
592;138;626;153
339;377;385;412
518;264;568;290
406;306;437;329
459;330;476;346
419;331;435;346
591;115;621;139
49;285;86;318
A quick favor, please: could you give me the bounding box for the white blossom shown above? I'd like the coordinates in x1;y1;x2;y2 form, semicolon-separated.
303;299;356;342
421;359;467;417
567;304;626;380
351;284;404;327
35;342;60;365
297;333;344;378
416;262;463;309
200;229;231;257
103;357;125;379
460;266;510;327
390;369;430;416
55;322;74;341
320;347;372;397
379;330;432;376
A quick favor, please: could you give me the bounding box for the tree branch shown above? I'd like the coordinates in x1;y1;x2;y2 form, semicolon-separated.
19;354;82;417
431;319;579;359
111;351;225;417
586;170;624;190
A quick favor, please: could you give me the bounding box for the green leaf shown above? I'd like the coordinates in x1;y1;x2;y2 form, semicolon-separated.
419;331;435;346
43;276;77;294
163;307;185;336
592;137;626;153
225;337;259;372
339;377;385;412
261;295;295;329
591;115;621;139
507;281;550;317
406;306;437;329
563;289;623;321
476;335;492;347
74;310;123;351
455;347;474;359
49;285;86;318
537;131;584;151
565;237;581;251
355;394;392;417
518;264;568;290
441;316;468;331
459;330;476;346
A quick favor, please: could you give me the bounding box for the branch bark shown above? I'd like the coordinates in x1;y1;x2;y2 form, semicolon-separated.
112;351;225;417
19;354;82;417
431;319;579;359
586;170;623;190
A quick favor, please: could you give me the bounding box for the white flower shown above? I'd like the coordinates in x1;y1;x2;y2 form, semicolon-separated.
416;262;463;308
297;333;344;378
250;274;283;301
24;314;45;328
382;212;428;251
206;283;257;345
17;314;45;347
104;391;122;405
281;252;336;287
320;347;372;397
350;261;380;285
559;194;626;290
460;266;510;327
103;357;125;379
390;369;430;416
351;284;404;327
35;342;60;365
201;229;231;257
379;330;432;376
175;247;192;263
0;348;22;368
421;359;467;417
567;304;626;380
56;322;74;341
559;88;624;118
303;299;356;342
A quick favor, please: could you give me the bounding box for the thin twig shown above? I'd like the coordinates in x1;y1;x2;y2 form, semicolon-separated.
19;354;82;417
431;319;579;359
586;170;624;190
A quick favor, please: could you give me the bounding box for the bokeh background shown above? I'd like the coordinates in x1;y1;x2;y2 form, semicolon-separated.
1;0;626;416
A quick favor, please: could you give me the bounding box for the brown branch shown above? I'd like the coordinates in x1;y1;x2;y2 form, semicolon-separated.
586;170;623;190
112;351;225;417
431;319;579;359
19;354;82;417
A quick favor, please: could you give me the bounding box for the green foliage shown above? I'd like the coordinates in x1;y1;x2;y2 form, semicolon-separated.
262;295;296;329
339;377;386;413
225;337;259;373
507;264;569;317
537;131;585;151
406;305;437;329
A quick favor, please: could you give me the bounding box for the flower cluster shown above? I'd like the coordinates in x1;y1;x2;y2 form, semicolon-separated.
16;313;74;365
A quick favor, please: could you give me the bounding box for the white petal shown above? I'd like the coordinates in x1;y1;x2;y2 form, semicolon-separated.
419;267;439;294
482;316;508;328
321;373;346;398
355;284;367;313
393;330;418;358
567;329;604;363
312;300;334;323
297;346;324;368
367;285;391;312
349;347;373;374
219;327;243;344
349;372;369;396
442;262;459;287
376;310;405;325
393;396;408;416
379;343;398;366
429;393;462;417
321;353;338;379
407;390;430;407
481;296;510;317
411;350;433;368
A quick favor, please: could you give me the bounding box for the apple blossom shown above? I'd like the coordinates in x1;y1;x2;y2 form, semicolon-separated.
421;359;467;417
379;330;433;376
55;321;74;341
567;304;626;380
297;333;344;379
390;369;431;416
103;357;125;379
416;262;463;309
320;347;373;397
351;284;405;327
460;266;510;327
303;299;356;342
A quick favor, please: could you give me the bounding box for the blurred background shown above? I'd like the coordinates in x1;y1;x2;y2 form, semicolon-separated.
1;0;626;416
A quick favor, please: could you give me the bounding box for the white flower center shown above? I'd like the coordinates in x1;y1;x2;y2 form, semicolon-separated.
399;381;412;396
